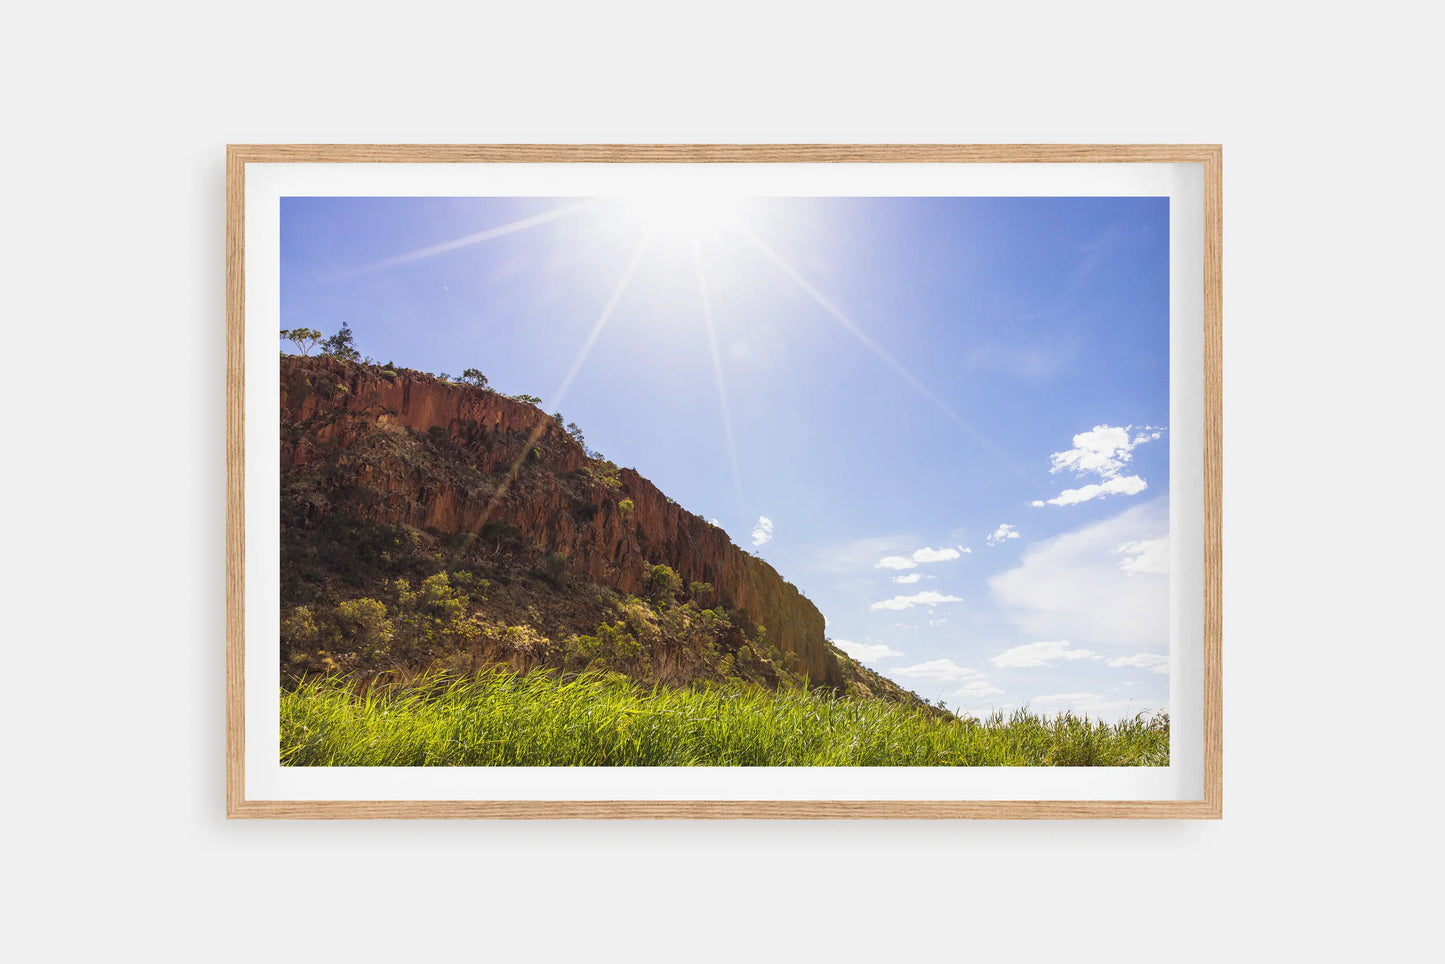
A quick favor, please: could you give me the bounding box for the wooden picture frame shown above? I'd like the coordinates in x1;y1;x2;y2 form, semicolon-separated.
228;144;1221;819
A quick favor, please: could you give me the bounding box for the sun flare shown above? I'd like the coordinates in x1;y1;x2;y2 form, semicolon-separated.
620;193;743;241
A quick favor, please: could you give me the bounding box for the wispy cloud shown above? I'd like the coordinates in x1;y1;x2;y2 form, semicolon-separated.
751;516;774;548
1032;475;1146;507
948;679;1006;702
990;499;1168;649
891;658;986;683
1104;653;1169;674
816;536;917;575
869;590;964;612
986;524;1019;546
912;546;961;563
989;640;1097;668
833;639;903;665
1115;537;1168;575
893;573;922;584
987;639;1167;675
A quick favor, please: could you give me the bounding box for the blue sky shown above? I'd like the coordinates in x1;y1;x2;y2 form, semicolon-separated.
281;195;1171;721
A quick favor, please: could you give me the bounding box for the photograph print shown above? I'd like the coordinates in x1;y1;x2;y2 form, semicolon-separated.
276;190;1173;768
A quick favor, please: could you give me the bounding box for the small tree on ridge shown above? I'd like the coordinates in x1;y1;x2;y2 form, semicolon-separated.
321;323;361;361
280;327;322;355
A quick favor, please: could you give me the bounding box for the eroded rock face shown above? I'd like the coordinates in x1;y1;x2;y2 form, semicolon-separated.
280;355;841;687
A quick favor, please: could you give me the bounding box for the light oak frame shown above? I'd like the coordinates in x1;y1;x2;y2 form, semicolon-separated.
227;144;1222;819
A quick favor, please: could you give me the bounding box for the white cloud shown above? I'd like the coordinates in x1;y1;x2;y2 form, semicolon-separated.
990;499;1168;650
952;679;1003;696
986;524;1019;546
1115;537;1169;575
989;640;1098;668
1105;653;1170;674
869;590;964;611
750;516;773;548
1030;692;1167;722
946;675;1010;716
891;658;986;683
1049;424;1162;478
893;573;922;584
1032;474;1147;507
987;640;1168;673
1034;424;1163;508
833;639;903;665
875;545;964;570
957;545;973;554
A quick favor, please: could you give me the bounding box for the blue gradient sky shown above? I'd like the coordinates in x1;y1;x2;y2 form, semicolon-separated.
281;195;1171;721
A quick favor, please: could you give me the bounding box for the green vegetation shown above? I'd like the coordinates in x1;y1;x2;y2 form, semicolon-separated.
547;410;591;451
281;670;1170;767
648;563;683;601
279;506;810;690
589;459;623;488
460;368;489;388
280;327;322;355
321;323;361;361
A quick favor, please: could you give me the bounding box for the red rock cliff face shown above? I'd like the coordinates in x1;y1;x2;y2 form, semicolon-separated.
281;356;841;687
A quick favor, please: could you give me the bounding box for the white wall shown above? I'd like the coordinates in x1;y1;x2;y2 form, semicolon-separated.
4;3;1437;960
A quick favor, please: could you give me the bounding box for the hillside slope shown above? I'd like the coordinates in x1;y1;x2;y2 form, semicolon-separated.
279;354;930;709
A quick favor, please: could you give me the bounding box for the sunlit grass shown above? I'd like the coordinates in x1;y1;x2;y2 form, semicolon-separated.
281;671;1169;767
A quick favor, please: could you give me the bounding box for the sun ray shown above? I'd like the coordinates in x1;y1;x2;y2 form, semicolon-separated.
692;238;748;521
324;200;594;282
456;230;653;546
550;231;651;410
738;222;1031;483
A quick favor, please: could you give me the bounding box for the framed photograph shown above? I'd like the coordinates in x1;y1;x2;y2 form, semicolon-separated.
227;144;1221;818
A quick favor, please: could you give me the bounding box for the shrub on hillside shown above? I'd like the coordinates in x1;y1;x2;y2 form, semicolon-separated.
648;564;682;602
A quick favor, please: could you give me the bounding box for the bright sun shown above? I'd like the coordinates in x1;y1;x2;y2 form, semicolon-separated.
621;193;743;242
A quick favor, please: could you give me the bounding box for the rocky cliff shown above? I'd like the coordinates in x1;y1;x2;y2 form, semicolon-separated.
280;355;842;687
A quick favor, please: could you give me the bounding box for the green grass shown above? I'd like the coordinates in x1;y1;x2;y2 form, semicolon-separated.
281;671;1169;767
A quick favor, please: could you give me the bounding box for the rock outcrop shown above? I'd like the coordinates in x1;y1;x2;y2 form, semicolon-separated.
280;355;841;687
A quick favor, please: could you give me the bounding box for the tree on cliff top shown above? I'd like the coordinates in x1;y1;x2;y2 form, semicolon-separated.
460;368;490;389
565;421;586;450
321;323;361;362
281;327;323;356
